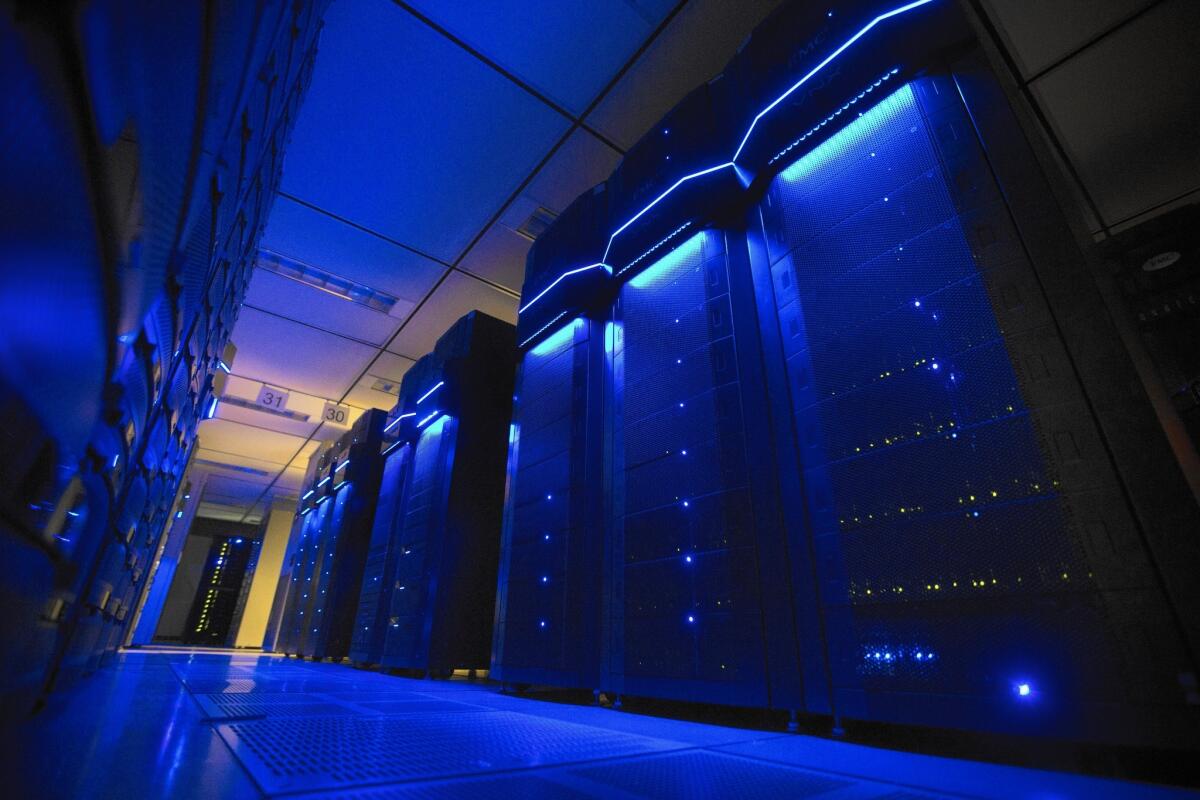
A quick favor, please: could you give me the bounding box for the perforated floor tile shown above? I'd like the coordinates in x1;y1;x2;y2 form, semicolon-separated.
195;695;360;720
216;710;687;794
308;752;947;799
349;699;492;715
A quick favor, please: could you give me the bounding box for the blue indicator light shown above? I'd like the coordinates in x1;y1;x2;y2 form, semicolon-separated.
681;450;687;456
604;163;734;263
931;362;939;370
518;264;611;315
302;490;315;500
543;534;551;541
416;381;444;405
1017;682;1031;697
385;412;416;433
539;620;547;629
546;494;553;501
317;476;331;487
913;300;921;308
687;615;696;624
541;576;549;584
684;555;693;564
233;538;243;544
66;510;80;518
682;500;690;508
175;510;183;519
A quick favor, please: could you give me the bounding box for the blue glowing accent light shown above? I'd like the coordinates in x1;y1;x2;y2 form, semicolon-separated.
175;510;184;519
687;614;696;624
333;480;349;491
112;454;120;468
732;0;933;161
684;555;693;564
1017;682;1031;697
317;476;331;487
416;410;440;428
302;489;315;500
217;360;232;374
539;620;547;629
603;163;734;263
519;310;570;349
205;397;219;419
529;317;583;358
233;538;243;544
416;381;445;405
518;264;611;314
517;0;936;316
300;507;313;516
335;460;350;473
541;576;549;584
385;412;416;433
383;439;405;457
627;231;708;290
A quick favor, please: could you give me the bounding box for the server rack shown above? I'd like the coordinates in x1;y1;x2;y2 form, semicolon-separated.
375;312;516;677
492;188;611;693
348;439;412;665
289;410;386;661
275;448;332;656
1;1;330;709
501;0;1200;747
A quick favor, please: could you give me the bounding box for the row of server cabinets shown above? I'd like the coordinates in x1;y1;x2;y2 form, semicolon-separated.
0;0;331;711
274;312;515;677
489;0;1200;748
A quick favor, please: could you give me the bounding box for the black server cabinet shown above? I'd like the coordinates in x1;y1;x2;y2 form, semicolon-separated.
348;440;412;665
296;410;386;661
493;0;1200;748
491;316;607;691
276;448;333;656
377;312;516;676
605;229;801;709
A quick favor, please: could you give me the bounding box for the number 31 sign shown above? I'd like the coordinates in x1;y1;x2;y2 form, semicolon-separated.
256;385;290;411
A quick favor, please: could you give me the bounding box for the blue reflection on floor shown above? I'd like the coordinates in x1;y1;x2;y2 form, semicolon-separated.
2;650;1195;798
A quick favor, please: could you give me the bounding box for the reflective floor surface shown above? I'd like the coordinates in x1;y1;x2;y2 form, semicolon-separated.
2;650;1197;799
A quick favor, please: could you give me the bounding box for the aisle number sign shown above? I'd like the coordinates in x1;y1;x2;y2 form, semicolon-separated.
322;401;352;427
256;385;290;411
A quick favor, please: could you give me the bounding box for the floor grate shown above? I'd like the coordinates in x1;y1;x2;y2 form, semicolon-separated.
216;710;684;794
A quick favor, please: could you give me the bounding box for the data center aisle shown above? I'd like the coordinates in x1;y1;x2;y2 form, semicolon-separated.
3;651;1194;799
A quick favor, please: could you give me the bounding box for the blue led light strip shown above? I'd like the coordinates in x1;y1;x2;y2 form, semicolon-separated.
517;0;935;326
302;489;315;500
518;264;611;314
335;460;350;473
317;476;331;487
615;222;693;278
385;412;416;433
416;381;444;405
332;480;348;491
416;411;440;428
767;68;899;165
519;310;570;349
602;164;733;264
732;0;932;160
383;439;405;457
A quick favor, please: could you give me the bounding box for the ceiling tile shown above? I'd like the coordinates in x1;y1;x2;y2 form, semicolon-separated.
386;271;519;359
195;447;290;473
522;129;622;214
405;0;670;114
369;351;416;384
261;195;443;309
342;373;401;413
197;418;309;466
229;306;378;399
981;0;1152;78
1031;0;1200;226
279;0;570;263
456;223;531;292
586;0;782;150
242;269;400;346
